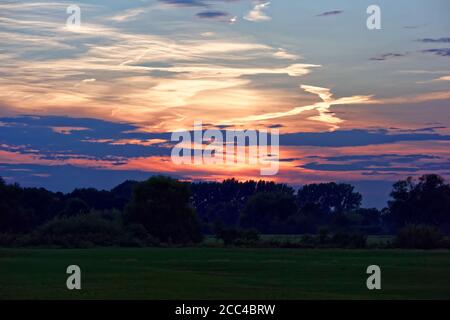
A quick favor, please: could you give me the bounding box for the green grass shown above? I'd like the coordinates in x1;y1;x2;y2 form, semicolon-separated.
0;247;449;299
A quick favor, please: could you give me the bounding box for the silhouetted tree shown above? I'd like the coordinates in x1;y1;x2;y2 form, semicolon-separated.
387;174;450;232
240;191;298;233
125;176;202;244
60;198;89;217
191;179;294;229
297;182;362;216
0;179;64;233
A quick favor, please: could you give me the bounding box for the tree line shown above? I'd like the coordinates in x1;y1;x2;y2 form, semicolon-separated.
0;174;449;248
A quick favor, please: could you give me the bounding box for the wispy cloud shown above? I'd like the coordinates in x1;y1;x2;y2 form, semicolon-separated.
417;37;450;43
196;11;229;19
244;1;271;22
316;10;343;17
109;7;147;22
422;48;450;57
158;0;207;7
369;53;406;61
219;85;373;131
273;49;301;60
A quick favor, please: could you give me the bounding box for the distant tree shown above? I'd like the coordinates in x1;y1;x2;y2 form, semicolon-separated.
66;188;115;210
329;208;382;233
240;191;298;233
213;221;260;246
0;179;64;233
387;174;450;231
0;180;29;233
125;176;202;244
297;182;362;215
111;180;139;209
60;198;89;217
191;179;294;229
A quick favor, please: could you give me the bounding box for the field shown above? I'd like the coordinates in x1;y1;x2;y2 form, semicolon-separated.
1;247;449;299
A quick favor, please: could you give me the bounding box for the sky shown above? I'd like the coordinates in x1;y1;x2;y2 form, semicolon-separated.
0;0;449;207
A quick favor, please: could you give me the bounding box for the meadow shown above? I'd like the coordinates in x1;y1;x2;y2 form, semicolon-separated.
1;247;449;299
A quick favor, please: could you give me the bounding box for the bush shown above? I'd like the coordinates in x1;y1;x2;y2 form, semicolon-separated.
395;224;444;249
213;222;260;246
11;212;159;248
330;232;367;248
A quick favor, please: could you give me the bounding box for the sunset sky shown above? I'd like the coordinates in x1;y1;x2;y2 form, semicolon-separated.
1;0;449;207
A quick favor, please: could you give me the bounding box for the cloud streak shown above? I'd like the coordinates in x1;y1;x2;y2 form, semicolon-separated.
316;10;343;17
244;1;271;22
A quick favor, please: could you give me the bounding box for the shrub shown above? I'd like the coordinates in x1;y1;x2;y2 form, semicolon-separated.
331;232;367;248
213;222;260;246
395;224;444;249
16;212;159;248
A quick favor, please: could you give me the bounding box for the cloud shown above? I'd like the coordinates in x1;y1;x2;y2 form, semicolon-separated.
51;126;91;135
417;75;450;84
244;1;271;22
435;76;450;81
422;48;450;57
280;129;450;147
158;0;207;7
404;24;428;29
369;53;406;61
219;85;372;131
417;37;450;43
316;10;343;17
109;7;147;22
371;90;450;104
301;153;448;173
1;2;322;132
273;49;301;60
196;11;229;19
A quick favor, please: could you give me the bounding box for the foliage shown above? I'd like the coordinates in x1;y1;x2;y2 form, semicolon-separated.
213;222;260;246
125;176;203;244
395;224;445;249
386;174;450;232
240;191;298;233
1;174;449;249
297;182;362;215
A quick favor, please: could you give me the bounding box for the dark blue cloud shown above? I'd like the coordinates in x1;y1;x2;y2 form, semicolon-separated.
316;10;343;17
306;154;439;163
369;53;406;61
158;0;207;7
418;37;450;43
0;163;166;193
158;0;241;7
300;154;450;175
196;10;229;19
301;155;449;173
389;126;447;133
422;48;450;57
0;116;171;159
280;129;450;147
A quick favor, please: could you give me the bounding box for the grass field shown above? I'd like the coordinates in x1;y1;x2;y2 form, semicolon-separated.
1;248;449;299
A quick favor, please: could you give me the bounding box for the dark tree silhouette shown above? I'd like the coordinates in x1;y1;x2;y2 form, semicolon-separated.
387;174;450;231
125;176;202;244
191;178;294;229
60;198;90;217
240;191;298;233
297;182;362;215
